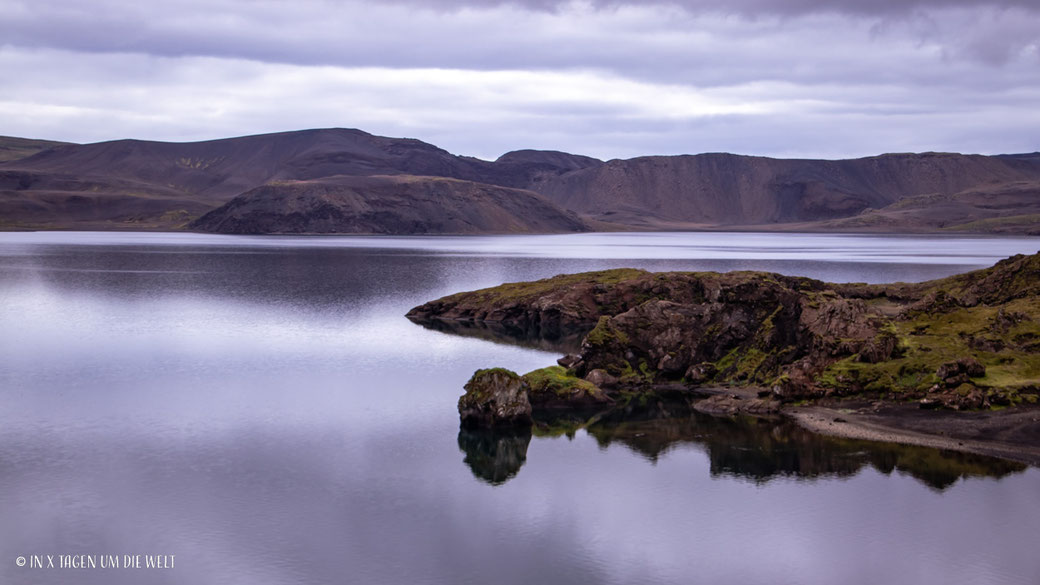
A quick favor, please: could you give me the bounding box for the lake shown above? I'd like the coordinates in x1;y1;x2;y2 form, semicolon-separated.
1;231;1039;585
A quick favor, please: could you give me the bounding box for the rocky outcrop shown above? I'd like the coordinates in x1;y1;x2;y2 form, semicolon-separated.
936;358;986;387
407;268;649;339
458;366;614;428
425;252;1040;412
524;366;614;409
571;278;897;395
693;394;782;417
458;369;533;429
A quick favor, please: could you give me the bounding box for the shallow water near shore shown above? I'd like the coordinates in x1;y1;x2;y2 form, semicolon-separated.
2;231;1040;585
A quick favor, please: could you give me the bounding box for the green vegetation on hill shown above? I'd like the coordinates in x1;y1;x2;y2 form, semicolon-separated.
0;136;69;162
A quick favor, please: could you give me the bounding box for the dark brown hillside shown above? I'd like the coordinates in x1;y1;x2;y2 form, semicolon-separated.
3;127;1039;233
189;175;588;235
4;129;603;201
494;149;602;171
0;168;213;230
798;180;1040;234
0;129;601;230
0;136;70;162
532;151;1040;226
5;128;482;201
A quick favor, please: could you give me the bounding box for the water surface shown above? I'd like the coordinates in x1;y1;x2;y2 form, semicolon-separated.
1;231;1039;585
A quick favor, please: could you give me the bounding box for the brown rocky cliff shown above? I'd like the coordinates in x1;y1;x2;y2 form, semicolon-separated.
413;253;1040;410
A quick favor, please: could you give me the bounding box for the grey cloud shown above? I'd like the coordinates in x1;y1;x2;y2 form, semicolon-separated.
377;0;1040;15
1;0;1037;159
2;0;1037;88
2;46;1036;160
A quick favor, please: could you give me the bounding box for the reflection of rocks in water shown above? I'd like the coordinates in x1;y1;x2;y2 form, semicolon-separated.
457;428;532;486
536;393;1031;489
460;395;1026;489
580;398;1026;491
582;394;705;461
407;317;586;354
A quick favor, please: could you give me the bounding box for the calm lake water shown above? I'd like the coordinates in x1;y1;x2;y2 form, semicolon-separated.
1;231;1039;585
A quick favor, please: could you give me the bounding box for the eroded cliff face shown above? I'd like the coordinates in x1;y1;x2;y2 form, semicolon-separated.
418;253;1040;425
529;152;1040;227
571;280;894;392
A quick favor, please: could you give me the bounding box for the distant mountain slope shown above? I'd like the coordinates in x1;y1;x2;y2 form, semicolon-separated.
2;127;1039;233
189;175;588;235
0;136;70;162
531;152;1040;227
0;129;600;230
795;180;1040;234
6;128;472;201
5;128;604;200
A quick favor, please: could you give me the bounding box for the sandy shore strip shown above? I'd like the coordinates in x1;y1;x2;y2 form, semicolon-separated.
787;403;1040;467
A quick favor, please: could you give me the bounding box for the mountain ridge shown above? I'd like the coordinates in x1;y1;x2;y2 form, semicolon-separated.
2;128;1038;233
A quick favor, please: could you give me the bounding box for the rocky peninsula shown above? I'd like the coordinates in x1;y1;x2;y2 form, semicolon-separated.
408;252;1040;465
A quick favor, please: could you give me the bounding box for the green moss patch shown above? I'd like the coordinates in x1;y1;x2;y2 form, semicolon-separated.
452;269;648;305
522;365;607;400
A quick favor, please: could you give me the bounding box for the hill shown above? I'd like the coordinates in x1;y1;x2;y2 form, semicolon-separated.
2;128;1039;233
189;175;588;234
0;128;598;231
0;136;70;163
530;152;1040;229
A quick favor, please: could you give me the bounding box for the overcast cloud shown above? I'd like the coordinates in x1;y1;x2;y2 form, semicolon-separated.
0;0;1037;160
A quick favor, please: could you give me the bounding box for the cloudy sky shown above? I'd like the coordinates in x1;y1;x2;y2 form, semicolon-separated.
1;0;1038;160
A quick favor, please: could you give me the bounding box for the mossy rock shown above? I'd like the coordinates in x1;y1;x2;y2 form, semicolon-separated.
522;366;613;408
459;368;533;429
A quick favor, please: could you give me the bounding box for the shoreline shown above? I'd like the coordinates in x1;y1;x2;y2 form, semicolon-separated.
683;385;1040;466
785;401;1040;467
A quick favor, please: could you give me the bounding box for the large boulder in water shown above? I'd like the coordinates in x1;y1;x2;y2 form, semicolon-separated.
459;369;533;429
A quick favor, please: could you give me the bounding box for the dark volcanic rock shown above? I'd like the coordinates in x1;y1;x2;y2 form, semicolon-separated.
693;394;782;417
458;366;614;429
458;369;533;429
572;274;893;396
422;252;1040;410
685;363;718;385
584;368;619;388
407;268;651;339
937;358;986;385
416;268;889;396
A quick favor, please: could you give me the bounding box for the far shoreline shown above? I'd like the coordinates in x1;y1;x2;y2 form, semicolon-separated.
785;401;1040;467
